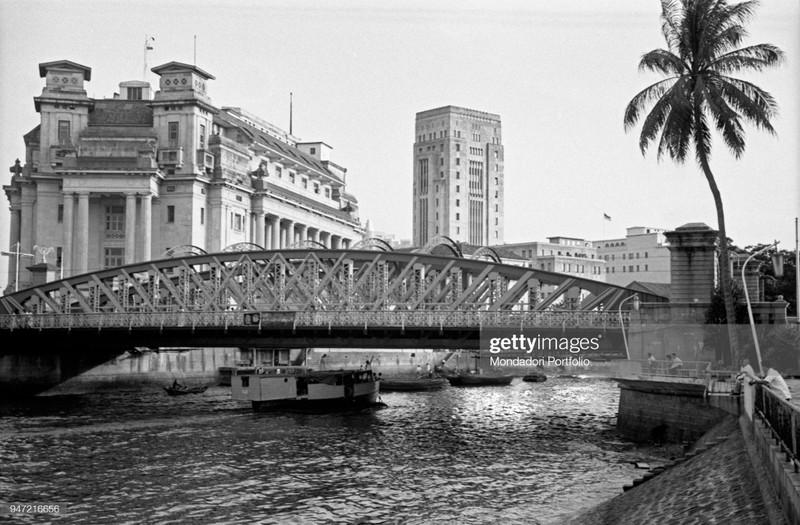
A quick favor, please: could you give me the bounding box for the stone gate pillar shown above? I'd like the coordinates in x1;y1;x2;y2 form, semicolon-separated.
664;222;718;303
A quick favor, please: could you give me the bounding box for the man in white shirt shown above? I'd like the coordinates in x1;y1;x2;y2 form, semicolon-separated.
737;358;758;382
761;368;792;401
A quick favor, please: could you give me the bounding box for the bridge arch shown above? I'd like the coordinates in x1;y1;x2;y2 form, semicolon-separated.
223;242;265;252
288;240;328;250
471;246;502;263
418;236;463;258
162;245;208;258
350;238;394;252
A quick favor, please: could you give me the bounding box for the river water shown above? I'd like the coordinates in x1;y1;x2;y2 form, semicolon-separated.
1;376;668;524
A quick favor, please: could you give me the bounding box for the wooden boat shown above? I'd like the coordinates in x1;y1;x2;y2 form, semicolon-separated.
522;374;547;383
164;385;208;396
446;372;514;387
379;376;449;392
231;366;381;412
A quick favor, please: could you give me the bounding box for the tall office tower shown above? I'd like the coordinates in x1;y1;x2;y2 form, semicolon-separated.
413;106;504;247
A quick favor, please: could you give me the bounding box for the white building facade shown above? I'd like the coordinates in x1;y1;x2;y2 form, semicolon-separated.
4;60;364;292
595;226;671;286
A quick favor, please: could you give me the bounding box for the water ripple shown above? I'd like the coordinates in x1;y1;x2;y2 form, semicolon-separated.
1;379;664;524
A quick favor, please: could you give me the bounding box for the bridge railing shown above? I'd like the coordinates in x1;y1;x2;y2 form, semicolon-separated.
754;383;800;472
0;309;628;331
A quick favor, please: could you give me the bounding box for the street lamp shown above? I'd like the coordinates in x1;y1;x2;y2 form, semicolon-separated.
1;242;34;293
618;294;640;360
742;241;784;376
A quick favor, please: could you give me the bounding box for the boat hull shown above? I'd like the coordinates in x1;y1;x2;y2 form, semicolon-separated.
446;374;514;386
380;377;448;392
252;389;381;412
232;367;382;412
164;386;208;396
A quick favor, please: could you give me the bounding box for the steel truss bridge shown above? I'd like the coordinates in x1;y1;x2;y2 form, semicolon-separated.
0;242;666;350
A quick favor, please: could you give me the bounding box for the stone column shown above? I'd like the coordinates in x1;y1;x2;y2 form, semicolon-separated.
664;223;718;303
331;235;341;249
76;192;90;274
285;220;295;248
8;206;21;286
320;231;330;248
60;195;73;276
297;224;307;244
125;193;137;264
342;238;350;249
270;216;280;250
141;193;152;261
311;228;321;245
255;212;266;248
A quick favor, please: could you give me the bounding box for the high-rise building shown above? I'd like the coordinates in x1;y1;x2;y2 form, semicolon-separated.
3;60;363;292
413;106;503;246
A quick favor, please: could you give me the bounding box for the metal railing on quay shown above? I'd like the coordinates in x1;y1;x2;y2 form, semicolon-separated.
0;309;628;331
754;383;800;473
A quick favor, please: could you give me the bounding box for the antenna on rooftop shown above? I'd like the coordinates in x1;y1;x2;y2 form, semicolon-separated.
193;35;197;65
143;35;154;81
290;92;293;136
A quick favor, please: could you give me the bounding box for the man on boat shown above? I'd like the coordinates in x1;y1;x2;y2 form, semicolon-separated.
172;379;186;391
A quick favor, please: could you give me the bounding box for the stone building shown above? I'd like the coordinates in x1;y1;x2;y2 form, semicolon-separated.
412;106;504;247
4;60;364;292
502;236;605;303
595;226;671;286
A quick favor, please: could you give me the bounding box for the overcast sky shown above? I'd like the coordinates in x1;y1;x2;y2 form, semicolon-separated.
0;0;798;289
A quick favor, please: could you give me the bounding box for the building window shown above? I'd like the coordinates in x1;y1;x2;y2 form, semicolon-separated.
456;213;460;220
167;205;175;223
325;188;330;198
168;122;179;146
199;124;206;148
105;205;124;238
456;144;460;152
56;247;63;267
455;199;460;207
456;158;460;166
645;264;648;271
57;205;64;223
456;185;460;193
310;147;316;154
104;247;125;268
58;120;71;144
645;252;648;258
456;172;460;179
276;166;282;178
200;207;205;225
128;87;143;100
233;213;243;231
314;183;320;194
494;177;498;185
302;178;308;189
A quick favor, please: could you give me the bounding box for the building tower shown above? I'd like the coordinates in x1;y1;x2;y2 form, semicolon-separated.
412;106;504;247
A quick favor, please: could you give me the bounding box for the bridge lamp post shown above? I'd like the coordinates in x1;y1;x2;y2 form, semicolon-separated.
1;242;34;293
618;294;640;360
742;241;784;377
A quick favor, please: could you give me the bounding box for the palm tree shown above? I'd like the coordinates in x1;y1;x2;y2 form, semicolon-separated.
624;0;784;365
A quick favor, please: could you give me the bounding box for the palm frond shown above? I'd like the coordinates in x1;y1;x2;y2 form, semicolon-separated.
702;79;746;157
624;77;678;131
710;44;786;73
639;49;686;76
718;76;778;133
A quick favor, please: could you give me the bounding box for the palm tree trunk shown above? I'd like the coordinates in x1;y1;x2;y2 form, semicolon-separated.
697;149;740;366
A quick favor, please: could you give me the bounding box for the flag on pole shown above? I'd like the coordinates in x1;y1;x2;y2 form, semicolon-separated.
603;213;612;221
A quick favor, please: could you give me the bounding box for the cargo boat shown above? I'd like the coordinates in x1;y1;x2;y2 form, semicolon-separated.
231;366;381;411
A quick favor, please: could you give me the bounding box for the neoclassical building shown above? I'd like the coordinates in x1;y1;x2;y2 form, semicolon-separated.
4;60;364;291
